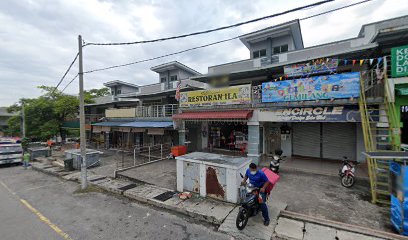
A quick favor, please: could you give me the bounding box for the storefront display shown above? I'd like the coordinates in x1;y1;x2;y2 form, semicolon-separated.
208;123;248;152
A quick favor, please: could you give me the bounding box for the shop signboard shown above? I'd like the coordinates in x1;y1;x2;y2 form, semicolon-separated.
262;72;360;103
284;59;338;77
392;45;408;77
179;84;251;107
258;106;378;122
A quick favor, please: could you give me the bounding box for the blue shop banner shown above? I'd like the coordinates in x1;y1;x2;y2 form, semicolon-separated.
262;72;360;103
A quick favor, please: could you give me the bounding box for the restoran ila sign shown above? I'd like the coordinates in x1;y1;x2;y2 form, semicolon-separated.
179;84;251;107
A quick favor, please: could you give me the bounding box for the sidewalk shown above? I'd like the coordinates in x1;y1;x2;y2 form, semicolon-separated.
30;161;288;239
30;159;394;240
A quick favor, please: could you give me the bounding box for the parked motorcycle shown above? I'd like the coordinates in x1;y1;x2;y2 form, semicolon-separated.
270;149;286;174
236;174;262;230
339;157;358;188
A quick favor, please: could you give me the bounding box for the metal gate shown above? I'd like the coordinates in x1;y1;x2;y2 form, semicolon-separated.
292;123;320;158
322;123;356;160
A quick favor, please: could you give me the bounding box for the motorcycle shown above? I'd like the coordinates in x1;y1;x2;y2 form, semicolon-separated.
270;149;285;174
236;174;262;230
339;157;358;188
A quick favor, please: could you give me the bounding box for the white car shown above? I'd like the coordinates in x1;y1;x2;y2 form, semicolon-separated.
0;143;23;165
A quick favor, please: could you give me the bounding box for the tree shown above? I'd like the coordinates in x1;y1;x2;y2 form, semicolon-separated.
6;85;109;141
5;115;21;136
84;87;110;103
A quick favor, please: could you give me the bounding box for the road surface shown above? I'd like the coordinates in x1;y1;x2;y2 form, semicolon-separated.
0;164;231;240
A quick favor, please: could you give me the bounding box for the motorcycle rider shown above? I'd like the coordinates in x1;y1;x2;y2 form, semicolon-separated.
241;163;270;226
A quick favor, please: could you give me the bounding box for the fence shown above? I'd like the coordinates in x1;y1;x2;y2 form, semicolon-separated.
114;143;172;177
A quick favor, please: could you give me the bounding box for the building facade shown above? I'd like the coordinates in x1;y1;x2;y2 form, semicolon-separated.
172;16;408;165
85;61;205;149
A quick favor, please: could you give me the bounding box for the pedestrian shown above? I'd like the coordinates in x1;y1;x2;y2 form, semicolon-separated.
22;148;30;170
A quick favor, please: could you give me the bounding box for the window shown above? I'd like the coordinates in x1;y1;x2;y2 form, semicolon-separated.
117;89;121;94
170;75;178;81
273;44;289;54
160;77;167;83
252;49;267;59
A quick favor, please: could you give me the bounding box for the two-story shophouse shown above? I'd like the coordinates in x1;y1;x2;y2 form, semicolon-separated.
173;16;408;170
87;61;204;149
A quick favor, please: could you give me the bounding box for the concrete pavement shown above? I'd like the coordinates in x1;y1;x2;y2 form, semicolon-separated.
0;165;231;240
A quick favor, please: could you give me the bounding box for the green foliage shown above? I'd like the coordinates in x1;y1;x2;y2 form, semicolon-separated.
5;115;21;136
7;86;108;141
84;87;110;104
21;137;30;151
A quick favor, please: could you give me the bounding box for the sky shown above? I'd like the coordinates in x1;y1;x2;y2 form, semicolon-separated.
0;0;407;106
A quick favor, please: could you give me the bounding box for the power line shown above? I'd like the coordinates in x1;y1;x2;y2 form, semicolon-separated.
84;36;240;74
82;0;373;75
51;52;79;95
300;0;373;21
61;74;79;93
83;0;335;46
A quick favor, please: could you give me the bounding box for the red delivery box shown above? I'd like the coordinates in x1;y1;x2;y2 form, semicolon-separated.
261;167;280;193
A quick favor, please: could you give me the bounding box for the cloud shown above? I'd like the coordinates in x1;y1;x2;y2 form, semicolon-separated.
0;0;407;105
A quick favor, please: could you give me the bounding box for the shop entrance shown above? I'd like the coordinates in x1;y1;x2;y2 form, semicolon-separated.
267;127;281;155
292;123;357;161
208;122;248;153
401;105;408;144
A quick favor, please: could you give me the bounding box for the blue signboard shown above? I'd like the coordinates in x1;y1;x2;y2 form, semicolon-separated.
262;72;360;103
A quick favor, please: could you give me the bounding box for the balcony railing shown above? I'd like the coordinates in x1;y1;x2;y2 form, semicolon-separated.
136;104;178;118
104;104;178;119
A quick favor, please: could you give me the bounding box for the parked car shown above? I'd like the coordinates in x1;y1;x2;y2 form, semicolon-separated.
0;138;23;165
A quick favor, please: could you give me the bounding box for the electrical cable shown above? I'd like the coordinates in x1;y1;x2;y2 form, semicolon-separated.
300;0;373;20
84;36;239;74
61;0;373;91
51;52;79;95
83;0;335;46
61;74;79;92
83;0;374;75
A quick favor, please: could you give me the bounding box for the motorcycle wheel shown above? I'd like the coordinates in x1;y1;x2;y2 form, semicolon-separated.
341;175;355;188
236;208;249;230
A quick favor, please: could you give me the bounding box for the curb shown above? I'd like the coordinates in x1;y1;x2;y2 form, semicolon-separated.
31;163;232;226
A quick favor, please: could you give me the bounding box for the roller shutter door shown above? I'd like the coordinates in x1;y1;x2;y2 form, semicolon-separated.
292;123;320;158
322;123;356;160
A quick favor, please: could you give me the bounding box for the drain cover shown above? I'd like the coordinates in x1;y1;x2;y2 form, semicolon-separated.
118;183;138;191
153;191;176;202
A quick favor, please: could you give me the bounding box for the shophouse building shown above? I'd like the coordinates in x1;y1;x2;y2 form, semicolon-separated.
85;61;204;149
172;16;408;166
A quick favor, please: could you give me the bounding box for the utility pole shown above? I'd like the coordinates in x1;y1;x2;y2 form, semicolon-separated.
78;35;87;189
21;102;26;138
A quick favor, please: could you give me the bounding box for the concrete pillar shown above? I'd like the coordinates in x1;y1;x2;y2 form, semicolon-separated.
201;122;208;150
105;132;110;149
247;122;261;164
178;121;186;146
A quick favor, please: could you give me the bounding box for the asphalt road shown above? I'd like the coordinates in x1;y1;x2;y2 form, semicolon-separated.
0;165;231;240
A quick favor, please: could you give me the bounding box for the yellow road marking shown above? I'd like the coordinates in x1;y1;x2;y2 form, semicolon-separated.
0;180;16;195
20;199;74;240
0;180;74;240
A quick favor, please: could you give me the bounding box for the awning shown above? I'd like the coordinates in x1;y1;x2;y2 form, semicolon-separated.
172;110;253;120
92;122;128;127
92;121;173;128
120;121;173;128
